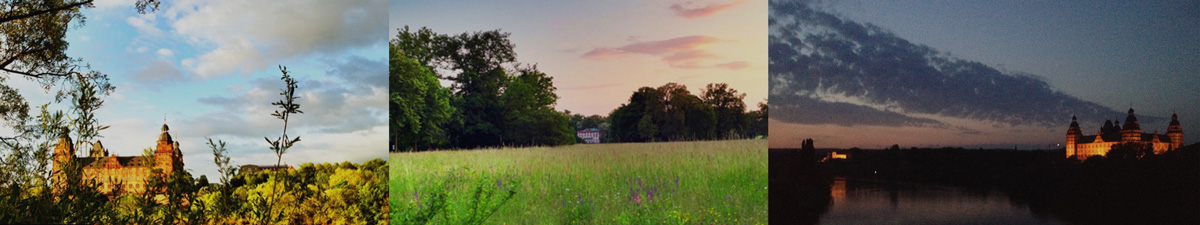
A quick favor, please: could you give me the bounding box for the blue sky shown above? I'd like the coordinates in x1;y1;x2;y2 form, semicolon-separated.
769;0;1200;149
392;0;767;116
9;0;388;180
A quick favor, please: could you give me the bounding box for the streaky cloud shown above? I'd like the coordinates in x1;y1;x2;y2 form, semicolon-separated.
583;35;747;70
772;94;947;128
670;0;750;19
768;0;1161;128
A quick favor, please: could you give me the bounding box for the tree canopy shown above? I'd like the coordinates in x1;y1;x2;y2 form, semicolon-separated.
608;83;760;143
391;26;573;151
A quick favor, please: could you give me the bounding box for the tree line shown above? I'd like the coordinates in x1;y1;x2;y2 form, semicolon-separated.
391;27;769;150
391;27;574;151
607;83;767;143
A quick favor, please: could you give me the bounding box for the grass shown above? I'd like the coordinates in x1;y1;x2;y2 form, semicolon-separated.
391;139;767;224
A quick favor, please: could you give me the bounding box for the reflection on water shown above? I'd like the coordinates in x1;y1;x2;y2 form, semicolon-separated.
820;177;1064;225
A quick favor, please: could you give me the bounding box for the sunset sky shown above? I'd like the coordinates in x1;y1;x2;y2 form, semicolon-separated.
770;0;1200;149
391;0;768;116
6;0;388;179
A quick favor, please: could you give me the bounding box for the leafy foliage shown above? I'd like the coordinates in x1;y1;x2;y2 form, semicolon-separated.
391;27;573;150
264;66;302;168
391;43;453;151
609;83;762;142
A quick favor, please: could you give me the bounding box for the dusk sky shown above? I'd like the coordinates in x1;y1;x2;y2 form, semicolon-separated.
770;0;1200;149
391;0;767;116
6;0;388;179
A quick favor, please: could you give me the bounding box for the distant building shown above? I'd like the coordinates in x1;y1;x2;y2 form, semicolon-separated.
1066;108;1184;160
53;124;184;195
822;151;847;162
577;128;602;144
239;164;294;174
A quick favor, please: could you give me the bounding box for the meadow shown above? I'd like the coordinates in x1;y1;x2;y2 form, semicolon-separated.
391;139;767;224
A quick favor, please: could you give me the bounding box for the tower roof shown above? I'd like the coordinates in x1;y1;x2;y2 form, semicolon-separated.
1170;113;1181;126
158;123;172;142
1123;108;1139;130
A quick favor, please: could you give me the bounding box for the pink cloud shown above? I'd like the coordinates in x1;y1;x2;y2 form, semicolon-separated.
663;49;717;62
617;35;719;54
670;0;750;19
714;61;750;70
583;36;749;70
582;48;624;59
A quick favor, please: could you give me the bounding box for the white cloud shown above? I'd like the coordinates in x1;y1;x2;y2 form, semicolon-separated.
93;0;138;10
126;13;162;36
169;0;387;78
156;48;174;58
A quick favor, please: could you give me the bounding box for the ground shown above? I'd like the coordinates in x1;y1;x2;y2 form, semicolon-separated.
391;139;767;224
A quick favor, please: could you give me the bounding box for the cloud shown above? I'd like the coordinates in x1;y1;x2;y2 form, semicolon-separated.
714;61;749;70
583;35;749;70
94;0;137;10
133;60;186;86
194;68;386;138
670;0;750;19
768;1;1163;128
126;14;162;36
168;0;387;78
581;48;623;59
156;48;174;58
321;55;387;95
771;95;947;128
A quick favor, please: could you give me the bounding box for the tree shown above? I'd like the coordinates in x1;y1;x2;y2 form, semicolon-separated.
745;100;768;138
394;27;573;149
258;66;303;224
659;83;714;141
206;138;236;217
394;27;515;148
702;83;747;139
500;65;573;146
1106;142;1155;161
609;87;665;142
391;43;453;151
265;65;302;168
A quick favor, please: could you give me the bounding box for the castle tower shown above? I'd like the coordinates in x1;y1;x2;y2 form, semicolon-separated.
52;131;74;187
1167;113;1184;149
1066;115;1081;158
1121;108;1141;143
154;124;182;173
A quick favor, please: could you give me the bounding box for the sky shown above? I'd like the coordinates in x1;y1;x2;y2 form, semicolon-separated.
769;0;1200;149
391;0;768;116
6;0;388;180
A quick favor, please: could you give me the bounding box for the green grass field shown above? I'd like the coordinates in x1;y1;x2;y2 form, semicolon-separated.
391;139;767;224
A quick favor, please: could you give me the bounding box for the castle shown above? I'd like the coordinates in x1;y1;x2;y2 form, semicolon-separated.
52;123;184;195
1066;108;1184;160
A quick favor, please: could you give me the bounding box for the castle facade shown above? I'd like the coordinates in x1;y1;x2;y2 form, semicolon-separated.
1066;108;1184;160
52;124;184;195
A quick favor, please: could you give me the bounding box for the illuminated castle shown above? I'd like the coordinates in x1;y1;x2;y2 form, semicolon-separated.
1066;108;1184;160
52;124;184;195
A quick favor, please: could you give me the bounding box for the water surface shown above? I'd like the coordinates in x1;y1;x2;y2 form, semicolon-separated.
820;178;1064;225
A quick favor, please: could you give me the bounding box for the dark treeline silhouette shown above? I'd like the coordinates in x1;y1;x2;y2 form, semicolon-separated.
819;143;1200;225
607;83;767;143
768;139;831;224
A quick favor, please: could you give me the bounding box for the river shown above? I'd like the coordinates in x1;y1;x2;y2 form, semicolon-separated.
818;177;1064;225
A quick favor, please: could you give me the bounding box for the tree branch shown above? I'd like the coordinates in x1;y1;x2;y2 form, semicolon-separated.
0;0;94;25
